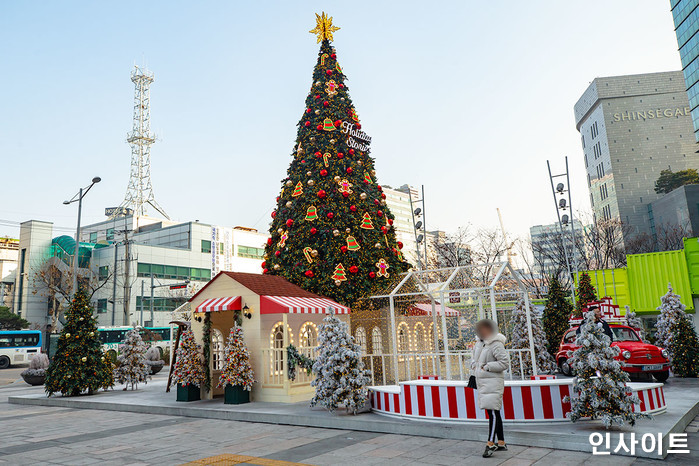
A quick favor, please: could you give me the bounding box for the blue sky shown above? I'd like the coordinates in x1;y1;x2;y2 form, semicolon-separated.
0;1;684;239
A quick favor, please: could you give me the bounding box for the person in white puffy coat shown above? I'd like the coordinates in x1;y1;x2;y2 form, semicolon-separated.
471;319;510;458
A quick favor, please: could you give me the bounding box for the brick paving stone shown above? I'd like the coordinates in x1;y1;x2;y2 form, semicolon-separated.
500;458;536;466
515;447;554;461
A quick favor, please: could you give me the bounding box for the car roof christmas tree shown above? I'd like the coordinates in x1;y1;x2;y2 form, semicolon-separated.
263;12;407;305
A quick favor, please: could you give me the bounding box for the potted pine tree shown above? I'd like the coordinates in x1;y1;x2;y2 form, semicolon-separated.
217;326;255;404
170;328;204;401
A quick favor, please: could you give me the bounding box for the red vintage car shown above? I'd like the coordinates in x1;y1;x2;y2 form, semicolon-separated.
556;324;670;382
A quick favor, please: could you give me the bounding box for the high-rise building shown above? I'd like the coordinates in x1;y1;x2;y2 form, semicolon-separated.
529;221;585;275
671;0;699;141
12;216;268;329
382;184;419;265
574;71;697;243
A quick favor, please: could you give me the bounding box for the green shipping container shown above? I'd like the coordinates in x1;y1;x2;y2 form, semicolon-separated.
576;269;630;311
626;250;694;314
683;237;699;296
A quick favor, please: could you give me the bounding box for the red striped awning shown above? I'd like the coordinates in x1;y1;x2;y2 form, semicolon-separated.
260;296;350;314
408;303;459;317
195;296;242;313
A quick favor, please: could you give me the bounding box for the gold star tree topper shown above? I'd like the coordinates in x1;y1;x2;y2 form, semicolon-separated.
309;12;340;43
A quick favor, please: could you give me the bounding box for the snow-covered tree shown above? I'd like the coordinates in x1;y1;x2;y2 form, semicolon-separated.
171;328;205;388
311;313;371;414
564;311;650;428
624;306;647;343
655;283;687;359
217;326;255;391
509;298;556;377
113;328;151;390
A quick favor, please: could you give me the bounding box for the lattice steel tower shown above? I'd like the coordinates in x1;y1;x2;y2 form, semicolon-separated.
117;66;170;219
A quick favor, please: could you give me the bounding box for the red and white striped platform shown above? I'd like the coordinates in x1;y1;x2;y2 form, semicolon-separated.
368;379;665;423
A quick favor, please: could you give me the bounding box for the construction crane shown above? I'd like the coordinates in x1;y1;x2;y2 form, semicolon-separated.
496;208;516;265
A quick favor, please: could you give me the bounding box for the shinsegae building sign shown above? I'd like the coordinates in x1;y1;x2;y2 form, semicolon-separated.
613;107;690;122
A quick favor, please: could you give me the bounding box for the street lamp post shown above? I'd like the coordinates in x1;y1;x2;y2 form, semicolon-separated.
63;177;101;297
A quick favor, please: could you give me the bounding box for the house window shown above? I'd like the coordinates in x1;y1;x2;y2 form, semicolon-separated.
97;299;108;314
270;322;293;374
355;327;367;354
106;228;114;241
89;232;98;243
211;329;225;371
98;266;109;281
397;323;410;352
372;327;383;354
414;323;426;351
237;246;265;259
299;322;318;348
201;240;211;253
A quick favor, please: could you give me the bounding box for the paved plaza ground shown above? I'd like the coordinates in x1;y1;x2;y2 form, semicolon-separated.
0;371;697;465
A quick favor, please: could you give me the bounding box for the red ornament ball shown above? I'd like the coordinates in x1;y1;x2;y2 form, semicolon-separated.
364;180;369;185
271;211;276;218
326;69;333;75
346;167;353;174
381;193;386;199
304;121;310;127
377;185;383;191
398;241;404;249
342;192;349;198
317;124;323;131
323;101;329;107
349;265;359;274
320;169;328;176
339;83;344;88
350;205;357;212
327;212;334;219
261;261;266;269
374;199;380;205
317;190;326;198
306;108;311;113
305;270;314;278
286;219;294;227
388;218;394;226
341;246;348;253
275;251;281;257
331;53;337;59
315;151;322;157
337;152;344;159
369;272;376;278
381;226;388;234
267;238;272;245
315;94;321;99
377;210;383;217
334;120;341;127
349;148;355;155
310;227;318;235
263;268;269;274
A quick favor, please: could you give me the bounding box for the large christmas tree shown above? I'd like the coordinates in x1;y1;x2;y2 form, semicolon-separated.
542;276;573;355
45;290;114;396
509;298;556;376
263;12;407;305
564;311;649;428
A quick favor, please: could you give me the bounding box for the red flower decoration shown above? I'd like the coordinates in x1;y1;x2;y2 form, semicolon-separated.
317;190;326;198
349;265;359;274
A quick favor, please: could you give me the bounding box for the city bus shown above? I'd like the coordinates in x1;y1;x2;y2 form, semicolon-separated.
98;326;172;360
0;330;43;369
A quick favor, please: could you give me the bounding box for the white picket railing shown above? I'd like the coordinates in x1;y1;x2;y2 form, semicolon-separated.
259;347;533;388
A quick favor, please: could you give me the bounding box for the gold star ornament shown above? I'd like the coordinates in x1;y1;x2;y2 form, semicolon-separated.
309;12;340;43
